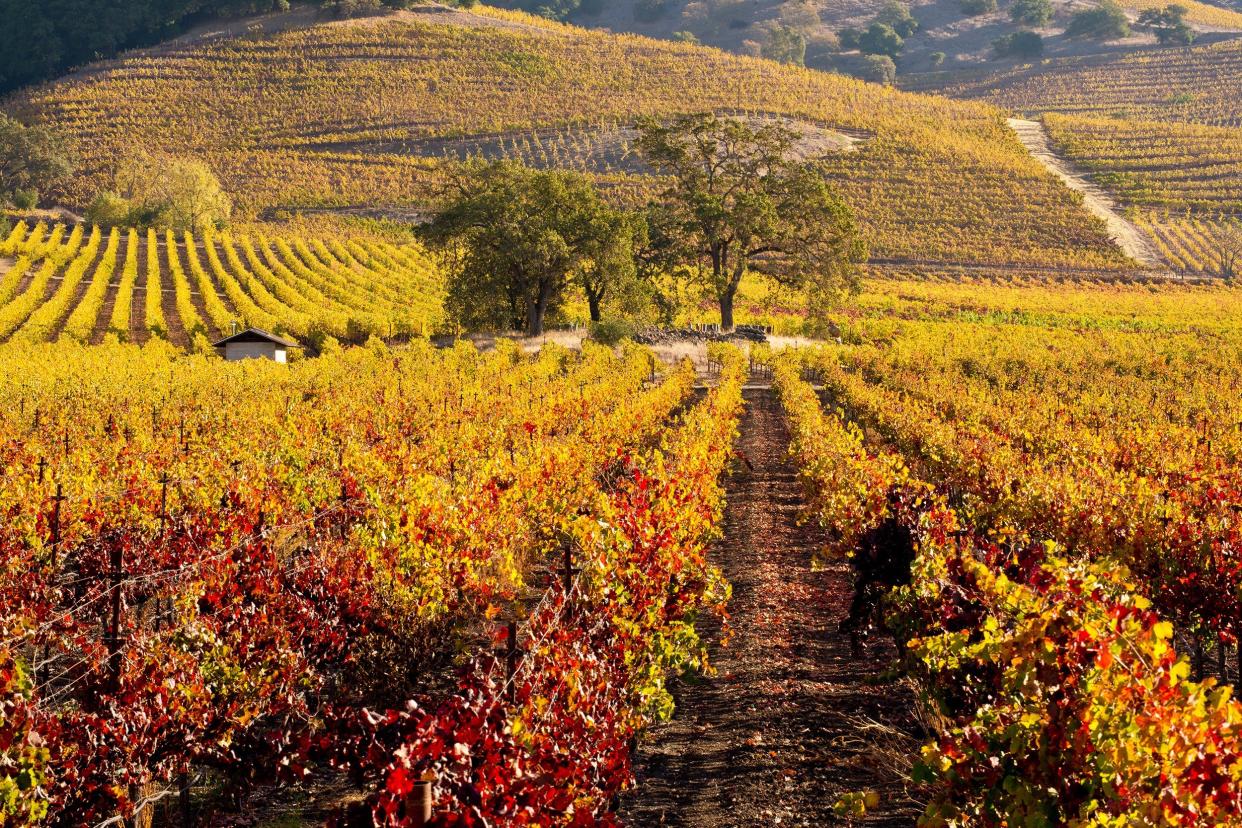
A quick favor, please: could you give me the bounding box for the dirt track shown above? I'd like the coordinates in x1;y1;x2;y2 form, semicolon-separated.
1008;118;1165;269
618;388;923;827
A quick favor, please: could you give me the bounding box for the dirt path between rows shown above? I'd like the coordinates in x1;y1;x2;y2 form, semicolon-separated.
618;387;923;827
1008;118;1165;269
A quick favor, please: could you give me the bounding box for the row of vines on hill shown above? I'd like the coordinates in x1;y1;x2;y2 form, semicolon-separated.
4;8;1129;269
0;222;444;348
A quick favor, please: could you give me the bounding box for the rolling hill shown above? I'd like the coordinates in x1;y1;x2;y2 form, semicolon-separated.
909;36;1242;275
499;0;1242;72
3;2;1132;271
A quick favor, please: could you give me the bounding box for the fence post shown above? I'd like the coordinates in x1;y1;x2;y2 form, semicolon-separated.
506;622;518;704
49;483;64;567
179;770;193;827
561;544;579;596
410;780;432;827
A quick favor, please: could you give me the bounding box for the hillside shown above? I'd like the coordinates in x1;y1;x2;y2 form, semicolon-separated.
501;0;1242;72
908;36;1242;123
908;37;1242;275
3;2;1132;271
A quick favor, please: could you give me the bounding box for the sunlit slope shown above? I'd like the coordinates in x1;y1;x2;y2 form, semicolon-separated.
4;6;1128;270
908;38;1242;127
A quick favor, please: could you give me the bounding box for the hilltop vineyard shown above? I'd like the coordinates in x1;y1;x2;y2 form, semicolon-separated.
0;222;444;347
4;6;1130;271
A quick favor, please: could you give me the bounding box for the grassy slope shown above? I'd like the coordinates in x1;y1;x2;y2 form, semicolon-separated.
4;4;1127;269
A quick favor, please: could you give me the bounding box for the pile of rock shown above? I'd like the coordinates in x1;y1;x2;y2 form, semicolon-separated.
631;325;769;345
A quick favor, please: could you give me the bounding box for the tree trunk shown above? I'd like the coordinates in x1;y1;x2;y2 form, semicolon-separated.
586;291;602;323
526;279;553;336
719;289;735;331
718;256;745;332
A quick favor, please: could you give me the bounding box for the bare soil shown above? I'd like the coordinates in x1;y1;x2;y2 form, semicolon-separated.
618;388;924;827
304;115;864;175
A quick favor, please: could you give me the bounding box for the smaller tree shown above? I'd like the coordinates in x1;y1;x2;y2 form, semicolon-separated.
1066;0;1131;39
423;161;629;336
1010;0;1053;26
993;30;1044;58
859;22;905;57
636;113;866;330
576;208;646;323
107;153;232;231
862;54;898;83
0;115;73;205
1210;222;1242;280
762;23;808;65
1138;4;1196;45
875;0;920;36
960;0;998;16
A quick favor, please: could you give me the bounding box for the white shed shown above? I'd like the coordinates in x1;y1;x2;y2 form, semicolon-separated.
212;328;300;363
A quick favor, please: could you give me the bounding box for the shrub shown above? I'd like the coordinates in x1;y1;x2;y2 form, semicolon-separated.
85;191;134;226
858;23;905;57
634;0;668;22
1066;1;1130;38
333;0;383;18
1139;5;1196;44
861;54;897;84
589;319;636;347
10;188;37;210
762;23;807;65
875;0;920;37
930;50;946;67
1010;0;1053;26
993;30;1044;57
961;0;998;16
839;26;862;49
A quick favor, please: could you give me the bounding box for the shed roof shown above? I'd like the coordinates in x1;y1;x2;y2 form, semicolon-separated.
211;328;301;349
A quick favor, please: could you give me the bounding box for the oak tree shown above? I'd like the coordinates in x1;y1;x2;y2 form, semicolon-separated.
636;113;866;330
423;160;637;335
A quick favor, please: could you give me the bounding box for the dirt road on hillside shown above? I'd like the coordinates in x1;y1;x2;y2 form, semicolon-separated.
618;388;924;827
1008;118;1164;269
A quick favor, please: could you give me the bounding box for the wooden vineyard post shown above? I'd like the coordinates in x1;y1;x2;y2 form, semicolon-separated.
106;542;124;694
409;779;432;827
49;483;65;573
179;769;193;827
506;621;519;704
561;544;579;596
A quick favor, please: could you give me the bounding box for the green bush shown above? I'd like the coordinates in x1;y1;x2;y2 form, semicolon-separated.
589;319;636;347
634;0;668;22
861;54;897;84
85;191;134;227
875;0;920;37
1066;1;1130;38
858;23;904;57
993;30;1044;57
10;189;37;210
1010;0;1053;26
961;0;998;16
